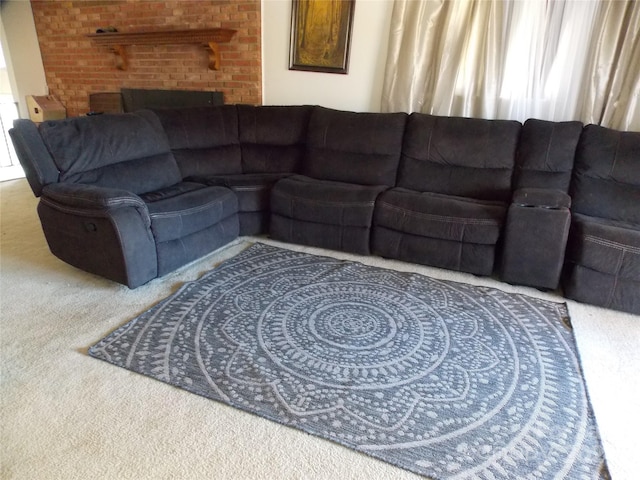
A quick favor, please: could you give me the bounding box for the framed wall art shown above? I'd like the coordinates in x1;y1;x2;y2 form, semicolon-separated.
289;0;355;74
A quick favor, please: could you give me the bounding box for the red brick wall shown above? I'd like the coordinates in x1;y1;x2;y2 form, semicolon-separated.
30;0;261;117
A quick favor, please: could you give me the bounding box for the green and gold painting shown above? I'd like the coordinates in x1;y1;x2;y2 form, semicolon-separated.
289;0;355;74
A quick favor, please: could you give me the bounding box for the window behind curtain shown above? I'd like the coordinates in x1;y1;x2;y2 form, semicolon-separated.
382;0;639;130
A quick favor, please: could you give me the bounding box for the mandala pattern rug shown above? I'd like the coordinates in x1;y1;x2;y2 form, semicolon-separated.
89;243;608;479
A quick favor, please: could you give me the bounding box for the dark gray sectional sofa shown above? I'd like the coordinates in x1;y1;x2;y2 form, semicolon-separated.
9;105;640;315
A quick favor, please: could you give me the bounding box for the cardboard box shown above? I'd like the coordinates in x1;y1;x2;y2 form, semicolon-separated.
26;95;66;122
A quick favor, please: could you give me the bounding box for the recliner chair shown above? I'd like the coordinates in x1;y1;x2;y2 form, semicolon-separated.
563;124;640;314
270;106;407;255
372;113;521;276
9;111;238;288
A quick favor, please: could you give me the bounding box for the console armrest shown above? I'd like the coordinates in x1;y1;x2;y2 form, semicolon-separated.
512;188;571;209
501;188;572;290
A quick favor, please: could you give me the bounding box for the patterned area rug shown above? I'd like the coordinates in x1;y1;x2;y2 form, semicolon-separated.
90;243;608;479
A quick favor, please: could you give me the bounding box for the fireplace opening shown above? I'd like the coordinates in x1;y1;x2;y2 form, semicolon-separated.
89;89;224;114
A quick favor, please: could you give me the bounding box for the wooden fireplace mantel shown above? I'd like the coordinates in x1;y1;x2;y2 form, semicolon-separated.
87;28;237;71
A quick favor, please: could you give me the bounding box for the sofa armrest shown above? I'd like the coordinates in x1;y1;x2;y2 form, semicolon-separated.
38;183;156;288
512;188;571;209
41;183;148;211
500;189;572;289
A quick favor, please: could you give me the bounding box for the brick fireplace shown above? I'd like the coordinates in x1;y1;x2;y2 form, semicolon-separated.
30;0;261;117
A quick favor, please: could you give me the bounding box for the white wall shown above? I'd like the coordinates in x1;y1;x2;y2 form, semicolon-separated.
0;0;48;118
262;0;393;112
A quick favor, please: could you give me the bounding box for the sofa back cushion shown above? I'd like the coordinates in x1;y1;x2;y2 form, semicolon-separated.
303;106;407;186
10;119;60;196
570;124;640;224
38;110;181;195
153;106;241;178
238;104;312;174
397;113;521;201
513;118;583;192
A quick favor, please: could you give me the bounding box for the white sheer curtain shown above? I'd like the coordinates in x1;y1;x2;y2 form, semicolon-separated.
580;1;640;129
382;0;640;130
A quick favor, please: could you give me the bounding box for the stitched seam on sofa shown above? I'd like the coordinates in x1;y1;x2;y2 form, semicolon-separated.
578;172;639;188
404;157;513;175
520;165;568;174
544;123;555;171
149;192;235;219
287;195;294;219
397;229;404;258
340;206;345;250
232;186;266;192
379;202;501;225
606;249;624;308
427;121;434;163
276;213;368;231
251;112;257;143
456;228;464;270
291;177;380;192
176;215;184;237
274;190;376;207
181;112;191;149
397;188;508;207
311;144;395;158
149;201;223;219
584;235;640;255
289;208;294;239
610;132;622;178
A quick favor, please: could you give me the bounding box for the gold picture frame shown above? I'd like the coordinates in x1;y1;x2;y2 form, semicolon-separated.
289;0;355;74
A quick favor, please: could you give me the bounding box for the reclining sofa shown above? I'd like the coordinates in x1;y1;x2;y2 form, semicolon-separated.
9;105;640;315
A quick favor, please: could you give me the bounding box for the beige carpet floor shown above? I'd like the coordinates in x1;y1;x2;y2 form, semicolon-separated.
1;178;639;480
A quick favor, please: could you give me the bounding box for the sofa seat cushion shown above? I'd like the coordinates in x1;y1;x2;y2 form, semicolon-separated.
567;213;640;280
189;173;292;236
188;173;290;213
155;216;239;276
372;226;498;275
143;183;238;243
374;188;507;244
564;213;640;314
139;181;203;203
270;175;388;255
271;175;387;227
372;188;507;275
